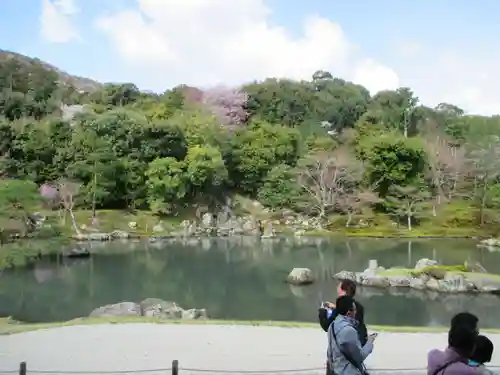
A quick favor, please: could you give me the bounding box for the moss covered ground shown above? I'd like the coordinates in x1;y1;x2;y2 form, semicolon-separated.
2;316;500;335
376;265;500;283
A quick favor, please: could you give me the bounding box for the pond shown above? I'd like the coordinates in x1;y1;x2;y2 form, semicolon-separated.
1;236;500;328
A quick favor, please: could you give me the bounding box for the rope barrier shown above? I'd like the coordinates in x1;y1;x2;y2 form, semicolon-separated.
3;362;499;374
25;369;172;374
1;370;428;375
178;367;326;373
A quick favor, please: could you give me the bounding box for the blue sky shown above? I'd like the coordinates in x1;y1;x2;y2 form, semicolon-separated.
1;0;499;114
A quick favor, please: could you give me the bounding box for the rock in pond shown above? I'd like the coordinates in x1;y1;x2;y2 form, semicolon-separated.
90;302;141;317
478;238;500;250
415;258;438;270
74;232;111;241
65;248;91;258
73;230;135;241
333;258;500;295
89;298;208;320
286;268;314;285
110;230;130;239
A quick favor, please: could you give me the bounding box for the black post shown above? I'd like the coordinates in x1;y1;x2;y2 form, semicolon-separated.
19;362;26;375
172;360;178;375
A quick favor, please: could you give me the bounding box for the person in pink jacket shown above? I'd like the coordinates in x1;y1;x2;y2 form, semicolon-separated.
427;322;481;375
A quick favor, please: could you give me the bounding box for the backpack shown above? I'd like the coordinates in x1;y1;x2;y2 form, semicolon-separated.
318;307;337;332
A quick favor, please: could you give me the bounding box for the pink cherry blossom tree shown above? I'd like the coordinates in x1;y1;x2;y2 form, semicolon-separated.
39;183;58;207
202;86;249;128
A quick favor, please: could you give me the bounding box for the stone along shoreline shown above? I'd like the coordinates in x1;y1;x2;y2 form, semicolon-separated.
334;258;500;294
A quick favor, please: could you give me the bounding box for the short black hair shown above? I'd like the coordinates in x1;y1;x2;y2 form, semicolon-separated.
448;324;477;357
450;312;479;331
470;335;494;364
335;295;356;316
340;279;357;297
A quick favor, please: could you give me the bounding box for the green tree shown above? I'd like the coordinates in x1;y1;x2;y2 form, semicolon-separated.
370;88;422;137
386;182;431;231
311;78;370;132
357;133;427;197
145;157;187;214
185;145;228;203
0;179;40;236
244;79;314;126
257;164;303;210
90;83;140;108
167;110;227;148
227;121;300;194
66;127;125;212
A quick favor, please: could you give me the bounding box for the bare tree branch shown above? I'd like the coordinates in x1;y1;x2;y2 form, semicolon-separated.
297;147;378;224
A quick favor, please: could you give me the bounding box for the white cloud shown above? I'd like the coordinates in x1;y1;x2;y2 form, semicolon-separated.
395;49;500;115
40;0;80;43
92;0;500;115
352;59;400;94
94;0;398;94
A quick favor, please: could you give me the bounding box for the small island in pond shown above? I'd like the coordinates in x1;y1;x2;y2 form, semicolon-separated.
334;258;500;295
89;298;208;320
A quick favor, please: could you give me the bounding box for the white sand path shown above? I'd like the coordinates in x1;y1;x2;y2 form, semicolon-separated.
1;324;500;375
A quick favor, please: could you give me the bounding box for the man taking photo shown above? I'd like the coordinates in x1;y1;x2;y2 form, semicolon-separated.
319;279;368;346
327;295;376;375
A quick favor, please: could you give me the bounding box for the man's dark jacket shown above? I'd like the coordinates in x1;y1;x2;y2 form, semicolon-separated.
354;300;368;346
318;299;367;346
322;299;368;375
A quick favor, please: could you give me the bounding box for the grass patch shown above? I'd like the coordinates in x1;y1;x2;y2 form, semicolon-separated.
303;227;484;238
377;268;413;277
462;271;500;282
2;316;500;335
324;203;500;238
376;266;500;283
335;226;484;238
43;209;186;237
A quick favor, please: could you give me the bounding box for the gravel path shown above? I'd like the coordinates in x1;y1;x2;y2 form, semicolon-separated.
1;324;500;375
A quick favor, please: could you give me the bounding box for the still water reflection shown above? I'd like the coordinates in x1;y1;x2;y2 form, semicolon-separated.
1;237;499;327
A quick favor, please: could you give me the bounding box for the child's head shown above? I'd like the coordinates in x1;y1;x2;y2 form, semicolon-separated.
470;335;494;364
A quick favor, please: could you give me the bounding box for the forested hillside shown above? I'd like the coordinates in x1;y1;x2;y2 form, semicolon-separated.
1;52;500;235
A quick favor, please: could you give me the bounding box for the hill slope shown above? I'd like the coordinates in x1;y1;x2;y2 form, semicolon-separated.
0;50;102;92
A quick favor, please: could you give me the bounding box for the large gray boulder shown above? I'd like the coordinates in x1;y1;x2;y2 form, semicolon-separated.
140;298;183;319
110;230;130;239
89;298;208;320
182;308;208;320
478;238;500;249
333;270;356;281
415;258;438;270
409;276;427;290
286;268;314;285
360;274;390;288
467;275;500;293
89;302;141;317
387;275;411;287
138;298;207;319
440;273;472;293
